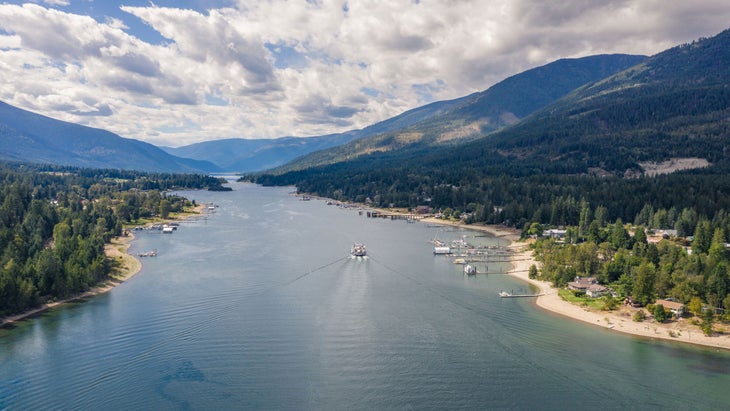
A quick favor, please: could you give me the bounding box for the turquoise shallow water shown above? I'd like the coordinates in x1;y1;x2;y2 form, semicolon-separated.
2;182;730;410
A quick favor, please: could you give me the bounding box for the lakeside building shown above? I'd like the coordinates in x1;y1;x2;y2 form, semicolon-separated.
567;276;609;298
544;229;567;240
654;299;686;317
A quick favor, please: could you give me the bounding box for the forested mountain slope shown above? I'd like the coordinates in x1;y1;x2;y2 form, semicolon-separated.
274;54;646;173
482;28;730;175
254;28;730;229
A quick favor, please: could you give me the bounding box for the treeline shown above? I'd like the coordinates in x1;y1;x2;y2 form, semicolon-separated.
0;162;222;317
255;161;730;230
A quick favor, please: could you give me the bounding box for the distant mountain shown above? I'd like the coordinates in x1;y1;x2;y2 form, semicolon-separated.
163;94;473;172
0;102;219;173
273;54;647;173
162;134;358;173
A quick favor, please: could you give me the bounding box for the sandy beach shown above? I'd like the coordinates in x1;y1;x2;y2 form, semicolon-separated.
422;217;730;351
1;205;205;327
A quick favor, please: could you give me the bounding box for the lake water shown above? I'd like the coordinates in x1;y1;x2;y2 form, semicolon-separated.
2;182;730;410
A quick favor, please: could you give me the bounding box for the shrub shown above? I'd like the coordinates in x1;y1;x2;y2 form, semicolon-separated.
602;295;619;311
653;304;668;323
701;321;714;336
633;310;647;322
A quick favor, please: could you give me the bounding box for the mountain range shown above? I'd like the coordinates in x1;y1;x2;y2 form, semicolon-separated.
0;53;645;174
249;27;730;226
2;28;729;185
261;28;730;181
271;53;646;173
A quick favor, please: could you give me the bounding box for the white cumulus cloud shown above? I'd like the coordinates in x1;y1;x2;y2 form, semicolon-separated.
0;0;730;146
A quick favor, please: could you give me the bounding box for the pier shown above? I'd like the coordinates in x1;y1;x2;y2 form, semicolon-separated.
365;210;427;221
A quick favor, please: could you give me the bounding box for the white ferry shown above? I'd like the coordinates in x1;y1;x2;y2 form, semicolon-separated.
351;243;367;257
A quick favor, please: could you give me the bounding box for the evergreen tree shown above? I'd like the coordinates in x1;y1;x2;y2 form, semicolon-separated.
578;200;591;239
692;219;712;254
708;228;728;262
610;219;631;250
633;226;648;245
587;220;602;244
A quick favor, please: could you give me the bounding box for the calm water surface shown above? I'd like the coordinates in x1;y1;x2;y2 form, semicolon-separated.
2;182;730;410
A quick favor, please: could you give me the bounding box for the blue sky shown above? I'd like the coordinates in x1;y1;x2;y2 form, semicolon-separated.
1;1;730;147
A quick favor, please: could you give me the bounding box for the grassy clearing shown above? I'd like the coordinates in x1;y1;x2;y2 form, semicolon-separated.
558;289;606;310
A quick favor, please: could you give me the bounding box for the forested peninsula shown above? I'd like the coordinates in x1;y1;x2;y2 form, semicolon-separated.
0;162;227;320
526;202;730;337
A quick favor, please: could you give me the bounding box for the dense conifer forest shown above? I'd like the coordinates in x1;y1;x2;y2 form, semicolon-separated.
0;162;226;317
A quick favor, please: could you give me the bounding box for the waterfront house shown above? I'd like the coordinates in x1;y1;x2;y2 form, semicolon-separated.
654;299;686;317
544;229;567;239
568;276;608;298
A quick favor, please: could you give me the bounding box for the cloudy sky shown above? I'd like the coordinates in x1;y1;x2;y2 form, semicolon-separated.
1;1;729;147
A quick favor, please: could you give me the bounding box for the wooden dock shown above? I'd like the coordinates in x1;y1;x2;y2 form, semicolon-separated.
499;291;543;298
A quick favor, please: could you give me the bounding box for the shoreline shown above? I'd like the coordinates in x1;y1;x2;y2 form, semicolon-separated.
0;234;140;327
6;197;730;351
1;205;205;327
421;217;730;351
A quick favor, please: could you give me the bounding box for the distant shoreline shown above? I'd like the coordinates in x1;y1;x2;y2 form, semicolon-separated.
420;217;730;351
1;205;205;327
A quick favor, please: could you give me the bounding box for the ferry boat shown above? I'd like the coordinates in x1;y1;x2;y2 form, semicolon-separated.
351;242;367;257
